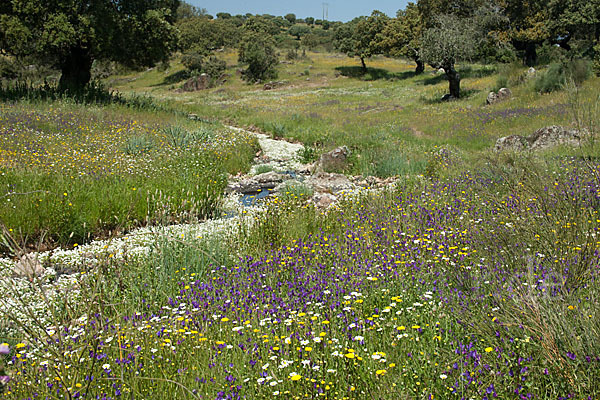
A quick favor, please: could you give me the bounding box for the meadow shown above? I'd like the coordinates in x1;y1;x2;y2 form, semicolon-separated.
109;51;600;176
0;101;258;247
1;50;600;400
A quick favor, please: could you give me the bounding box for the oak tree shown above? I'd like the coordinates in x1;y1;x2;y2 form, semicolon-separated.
0;0;179;90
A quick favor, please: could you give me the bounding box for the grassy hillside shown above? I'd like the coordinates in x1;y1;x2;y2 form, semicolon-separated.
109;51;600;176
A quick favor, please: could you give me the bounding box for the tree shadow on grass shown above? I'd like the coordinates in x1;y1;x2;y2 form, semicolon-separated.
151;70;190;87
335;66;417;81
421;65;497;86
420;88;481;104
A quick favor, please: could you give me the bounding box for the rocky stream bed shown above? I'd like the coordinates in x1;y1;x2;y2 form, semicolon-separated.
0;125;397;332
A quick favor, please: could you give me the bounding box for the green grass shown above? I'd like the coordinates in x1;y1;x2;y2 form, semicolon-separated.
5;155;600;399
1;50;600;400
0;101;258;248
108;51;599;177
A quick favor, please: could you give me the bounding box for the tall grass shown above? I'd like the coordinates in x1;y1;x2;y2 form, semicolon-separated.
0;102;258;248
4;154;600;399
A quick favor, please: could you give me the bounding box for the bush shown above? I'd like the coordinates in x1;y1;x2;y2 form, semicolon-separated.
286;49;298;60
0;56;19;80
238;33;279;82
203;56;226;80
536;41;566;65
535;63;566;93
181;51;204;74
534;60;591;93
569;58;591;85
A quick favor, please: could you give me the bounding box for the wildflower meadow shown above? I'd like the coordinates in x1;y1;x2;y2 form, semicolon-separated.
0;42;599;400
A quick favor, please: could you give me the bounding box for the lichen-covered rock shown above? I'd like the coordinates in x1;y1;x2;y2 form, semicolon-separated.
494;135;530;152
487;88;512;105
316;146;350;173
494;126;587;152
529;126;584;150
14;254;44;279
313;193;337;208
305;172;355;193
182;73;210;91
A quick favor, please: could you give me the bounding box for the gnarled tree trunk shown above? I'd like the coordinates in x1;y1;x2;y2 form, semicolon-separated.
360;57;367;72
415;59;424;75
58;47;93;92
444;64;460;98
524;43;537;67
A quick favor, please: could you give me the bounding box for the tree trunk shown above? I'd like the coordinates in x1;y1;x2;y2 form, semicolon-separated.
444;64;460;99
415;59;424;75
360;57;367;72
58;47;93;92
524;43;537;67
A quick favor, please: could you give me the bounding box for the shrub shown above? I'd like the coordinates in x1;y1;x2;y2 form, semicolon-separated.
493;62;526;91
286;49;298;60
569;58;591;85
203;56;226;80
535;60;591;93
536;41;566;65
181;51;204;74
0;56;19;80
238;33;279;82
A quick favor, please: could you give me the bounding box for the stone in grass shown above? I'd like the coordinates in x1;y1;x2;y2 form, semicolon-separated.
486;88;512;105
182;73;210;92
14;254;44;279
306;172;355;193
227;171;287;195
253;171;285;184
313;193;337;208
494;126;587;152
494;135;529;152
315;146;350;173
528;125;585;151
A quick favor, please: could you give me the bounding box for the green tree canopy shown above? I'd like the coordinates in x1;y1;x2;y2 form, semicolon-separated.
176;2;208;21
243;15;282;36
497;0;550;65
289;25;311;40
0;0;179;90
285;13;297;24
375;3;425;73
548;0;600;55
420;14;478;98
178;16;240;53
238;32;279;82
334;11;389;71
